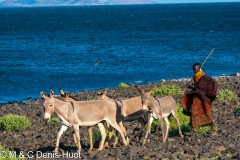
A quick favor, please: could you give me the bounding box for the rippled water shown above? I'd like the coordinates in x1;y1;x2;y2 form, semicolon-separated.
0;3;240;103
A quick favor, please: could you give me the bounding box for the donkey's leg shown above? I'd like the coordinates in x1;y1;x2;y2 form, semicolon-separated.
97;122;106;150
210;123;215;133
112;121;127;147
55;125;68;152
108;120;129;146
172;110;183;138
143;116;154;145
136;117;145;142
73;124;81;152
119;121;127;137
113;131;119;148
158;116;165;143
163;117;170;143
72;130;77;147
112;121;126;148
104;125;114;148
87;126;93;150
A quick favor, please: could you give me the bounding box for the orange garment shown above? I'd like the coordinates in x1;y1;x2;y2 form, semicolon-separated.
180;93;213;128
194;70;205;82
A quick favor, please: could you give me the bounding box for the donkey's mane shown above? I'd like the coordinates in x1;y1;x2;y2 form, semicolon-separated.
55;96;65;101
68;95;79;101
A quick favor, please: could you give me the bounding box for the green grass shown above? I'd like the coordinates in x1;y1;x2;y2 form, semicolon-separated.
151;84;184;97
49;117;61;124
235;102;240;113
216;89;237;101
146;106;191;135
83;129;108;143
118;82;129;88
0;144;24;159
169;106;191;136
0;114;31;131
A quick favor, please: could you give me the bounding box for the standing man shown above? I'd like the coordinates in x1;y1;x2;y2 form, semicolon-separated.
180;63;218;135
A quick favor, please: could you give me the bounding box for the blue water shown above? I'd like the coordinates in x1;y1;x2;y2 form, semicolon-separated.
0;3;240;103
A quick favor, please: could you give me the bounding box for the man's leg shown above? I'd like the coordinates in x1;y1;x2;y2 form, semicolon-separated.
210;123;214;133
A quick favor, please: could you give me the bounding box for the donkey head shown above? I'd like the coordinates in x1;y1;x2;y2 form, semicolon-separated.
135;86;153;111
40;89;55;124
97;90;110;100
62;92;72;102
59;88;78;102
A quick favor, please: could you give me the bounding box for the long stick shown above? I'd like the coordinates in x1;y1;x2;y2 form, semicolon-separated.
183;48;214;92
201;48;214;67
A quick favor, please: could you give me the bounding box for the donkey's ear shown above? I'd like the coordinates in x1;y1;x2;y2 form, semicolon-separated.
40;92;47;99
65;92;70;97
135;85;144;94
103;90;107;96
97;91;102;95
59;88;65;97
147;88;153;94
50;89;54;98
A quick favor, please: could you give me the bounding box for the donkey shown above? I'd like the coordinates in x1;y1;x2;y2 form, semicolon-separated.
40;90;129;152
97;90;148;145
136;86;183;144
59;88;106;151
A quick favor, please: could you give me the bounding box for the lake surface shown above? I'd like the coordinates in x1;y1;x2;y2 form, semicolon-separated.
0;3;240;103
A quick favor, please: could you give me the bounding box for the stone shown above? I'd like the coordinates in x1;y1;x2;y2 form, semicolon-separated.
129;146;145;155
177;154;195;160
210;132;219;139
22;131;30;137
215;146;226;152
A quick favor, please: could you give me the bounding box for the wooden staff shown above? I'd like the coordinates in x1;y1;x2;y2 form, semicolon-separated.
183;48;215;92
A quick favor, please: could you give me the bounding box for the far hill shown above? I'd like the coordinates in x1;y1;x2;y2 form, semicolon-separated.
104;0;156;5
0;0;103;7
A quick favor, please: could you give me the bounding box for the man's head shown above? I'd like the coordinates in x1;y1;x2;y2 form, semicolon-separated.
192;63;201;74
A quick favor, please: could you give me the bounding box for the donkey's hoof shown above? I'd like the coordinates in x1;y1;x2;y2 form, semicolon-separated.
163;139;167;143
179;133;184;138
97;147;104;151
142;139;147;145
103;142;109;148
126;137;130;145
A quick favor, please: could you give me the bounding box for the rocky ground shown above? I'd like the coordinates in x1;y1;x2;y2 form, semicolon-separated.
0;76;240;160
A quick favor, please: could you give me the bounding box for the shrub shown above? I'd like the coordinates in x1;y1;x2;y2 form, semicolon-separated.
0;114;31;131
145;107;190;134
93;129;102;142
0;144;24;159
118;83;129;88
151;84;183;97
216;89;237;101
147;106;218;137
168;106;190;137
236;102;240;113
49;117;61;124
83;129;109;143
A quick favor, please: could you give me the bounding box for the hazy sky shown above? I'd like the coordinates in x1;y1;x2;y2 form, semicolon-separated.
0;0;239;3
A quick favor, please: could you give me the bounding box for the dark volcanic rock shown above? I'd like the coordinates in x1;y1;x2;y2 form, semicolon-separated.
0;76;239;159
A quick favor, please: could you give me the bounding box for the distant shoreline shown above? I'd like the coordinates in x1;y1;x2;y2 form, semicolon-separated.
1;73;239;105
